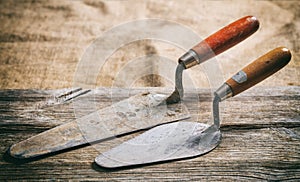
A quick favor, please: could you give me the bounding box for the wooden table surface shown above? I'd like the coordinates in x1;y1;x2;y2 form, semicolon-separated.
0;87;299;181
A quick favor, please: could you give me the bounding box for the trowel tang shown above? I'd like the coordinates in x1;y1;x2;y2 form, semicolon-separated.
167;15;259;104
95;47;291;168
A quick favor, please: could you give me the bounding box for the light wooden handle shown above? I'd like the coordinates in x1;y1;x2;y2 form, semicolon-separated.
193;15;259;62
226;47;291;96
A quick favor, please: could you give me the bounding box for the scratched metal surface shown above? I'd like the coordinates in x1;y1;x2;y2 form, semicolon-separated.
9;90;190;159
96;122;221;168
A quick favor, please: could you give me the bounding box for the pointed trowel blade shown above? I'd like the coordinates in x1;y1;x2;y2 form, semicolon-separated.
95;122;221;168
9;92;190;159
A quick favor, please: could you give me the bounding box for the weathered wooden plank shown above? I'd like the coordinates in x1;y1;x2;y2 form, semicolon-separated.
0;1;299;90
0;87;299;181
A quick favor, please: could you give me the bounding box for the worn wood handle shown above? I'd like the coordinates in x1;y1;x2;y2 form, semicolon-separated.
226;47;291;96
193;16;259;63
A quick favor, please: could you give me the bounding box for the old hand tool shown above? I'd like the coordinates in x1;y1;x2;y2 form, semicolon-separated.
166;15;259;104
95;47;291;168
9;15;259;159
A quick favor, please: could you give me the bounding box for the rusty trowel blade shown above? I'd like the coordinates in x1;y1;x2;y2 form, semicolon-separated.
95;122;221;168
9;92;190;159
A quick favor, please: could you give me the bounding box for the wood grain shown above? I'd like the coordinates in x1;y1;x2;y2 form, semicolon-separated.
0;87;299;181
226;47;292;96
192;16;259;63
0;1;299;89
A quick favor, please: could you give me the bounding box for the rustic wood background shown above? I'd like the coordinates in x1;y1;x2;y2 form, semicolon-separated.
0;0;299;89
0;87;299;181
0;0;299;181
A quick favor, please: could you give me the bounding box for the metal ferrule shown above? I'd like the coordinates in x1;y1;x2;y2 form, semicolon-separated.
214;83;233;101
178;49;200;69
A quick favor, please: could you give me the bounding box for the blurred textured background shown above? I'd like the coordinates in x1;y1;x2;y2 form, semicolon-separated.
0;0;299;89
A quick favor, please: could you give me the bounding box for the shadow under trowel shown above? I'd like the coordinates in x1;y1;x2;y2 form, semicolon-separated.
3;143;90;164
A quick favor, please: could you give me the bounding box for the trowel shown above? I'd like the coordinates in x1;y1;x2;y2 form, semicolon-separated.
9;16;259;159
95;47;291;168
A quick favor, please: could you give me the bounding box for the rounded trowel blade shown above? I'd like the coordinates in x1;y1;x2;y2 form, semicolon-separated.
95;122;221;168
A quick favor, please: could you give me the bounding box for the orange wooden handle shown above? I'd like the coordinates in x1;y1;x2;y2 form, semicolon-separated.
193;16;259;63
226;47;291;96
